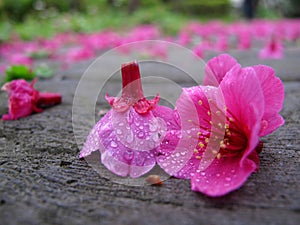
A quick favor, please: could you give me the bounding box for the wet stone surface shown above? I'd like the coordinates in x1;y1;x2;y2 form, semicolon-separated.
0;52;300;225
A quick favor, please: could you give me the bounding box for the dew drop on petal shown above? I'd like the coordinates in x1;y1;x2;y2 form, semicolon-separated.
225;177;231;182
110;141;118;148
149;123;157;132
126;133;134;143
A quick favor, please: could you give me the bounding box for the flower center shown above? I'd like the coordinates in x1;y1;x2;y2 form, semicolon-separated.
189;98;247;160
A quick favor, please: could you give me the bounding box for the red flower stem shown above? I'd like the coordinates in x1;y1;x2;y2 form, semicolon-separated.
121;61;144;100
37;92;62;107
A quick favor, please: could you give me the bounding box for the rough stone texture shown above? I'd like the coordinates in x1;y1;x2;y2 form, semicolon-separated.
0;50;300;225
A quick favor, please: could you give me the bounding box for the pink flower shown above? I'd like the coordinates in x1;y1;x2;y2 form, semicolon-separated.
192;42;211;58
158;54;284;196
259;37;283;59
8;53;33;67
1;79;62;120
64;46;95;64
80;62;177;178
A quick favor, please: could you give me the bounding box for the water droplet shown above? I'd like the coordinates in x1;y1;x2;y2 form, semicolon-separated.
200;172;206;176
225;177;231;182
175;152;180;157
152;134;159;142
230;169;235;173
118;122;124;126
190;172;195;177
116;129;122;135
110;141;118;148
139;125;144;129
149;122;157;132
138;132;144;138
216;173;220;177
126;133;133;143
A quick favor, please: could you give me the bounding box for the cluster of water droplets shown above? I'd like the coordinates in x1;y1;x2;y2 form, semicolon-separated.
111;108;167;152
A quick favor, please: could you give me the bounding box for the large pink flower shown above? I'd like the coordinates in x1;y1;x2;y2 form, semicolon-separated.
80;62;177;178
1;79;62;120
158;54;284;196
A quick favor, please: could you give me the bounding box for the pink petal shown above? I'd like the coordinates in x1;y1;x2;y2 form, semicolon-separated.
80;106;171;178
191;155;257;197
157;86;222;179
220;65;264;162
252;65;285;136
203;54;238;86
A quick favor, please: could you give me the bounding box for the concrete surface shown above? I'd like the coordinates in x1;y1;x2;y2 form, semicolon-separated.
0;50;299;225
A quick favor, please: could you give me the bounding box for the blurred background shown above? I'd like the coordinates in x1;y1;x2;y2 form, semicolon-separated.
0;0;299;41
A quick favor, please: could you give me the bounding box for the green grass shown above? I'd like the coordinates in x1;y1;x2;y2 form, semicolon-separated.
0;3;236;42
0;2;281;42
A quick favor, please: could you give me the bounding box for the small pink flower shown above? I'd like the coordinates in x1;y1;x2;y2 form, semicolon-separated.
158;54;284;196
64;46;95;63
259;37;283;59
80;62;177;178
8;53;33;67
1;79;62;120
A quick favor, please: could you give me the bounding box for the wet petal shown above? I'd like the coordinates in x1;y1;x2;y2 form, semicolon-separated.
158;86;224;178
220;65;264;161
203;54;238;86
191;156;257;197
252;65;285;136
80;107;170;178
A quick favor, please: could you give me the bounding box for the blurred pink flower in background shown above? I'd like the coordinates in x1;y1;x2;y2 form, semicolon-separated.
8;53;33;68
259;37;283;59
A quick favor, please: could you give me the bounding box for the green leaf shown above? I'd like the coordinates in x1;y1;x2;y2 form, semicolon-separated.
5;65;36;82
34;64;54;78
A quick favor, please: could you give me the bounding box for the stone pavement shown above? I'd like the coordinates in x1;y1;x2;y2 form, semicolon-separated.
0;48;299;225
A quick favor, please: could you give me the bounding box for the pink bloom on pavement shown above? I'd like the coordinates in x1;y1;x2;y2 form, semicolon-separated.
259;37;283;59
65;46;95;63
8;53;33;68
1;79;62;120
80;61;177;178
158;54;284;196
